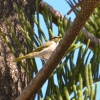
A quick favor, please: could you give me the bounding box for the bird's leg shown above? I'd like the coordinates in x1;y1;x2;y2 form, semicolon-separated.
41;59;46;66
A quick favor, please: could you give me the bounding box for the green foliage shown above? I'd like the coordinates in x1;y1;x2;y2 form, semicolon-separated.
67;0;100;38
0;0;100;100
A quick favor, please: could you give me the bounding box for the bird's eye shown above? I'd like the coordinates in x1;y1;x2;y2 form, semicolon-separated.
51;36;60;40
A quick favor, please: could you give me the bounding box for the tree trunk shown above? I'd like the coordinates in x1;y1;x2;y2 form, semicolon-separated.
0;0;35;99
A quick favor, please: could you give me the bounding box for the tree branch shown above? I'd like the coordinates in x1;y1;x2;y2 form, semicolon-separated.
39;1;100;50
16;0;100;100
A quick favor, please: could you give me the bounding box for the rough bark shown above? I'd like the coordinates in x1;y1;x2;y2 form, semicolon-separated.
0;0;35;99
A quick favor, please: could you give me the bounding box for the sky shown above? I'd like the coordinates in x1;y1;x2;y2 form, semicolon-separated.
34;0;100;99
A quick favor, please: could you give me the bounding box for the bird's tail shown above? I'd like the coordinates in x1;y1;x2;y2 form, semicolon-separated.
13;55;29;62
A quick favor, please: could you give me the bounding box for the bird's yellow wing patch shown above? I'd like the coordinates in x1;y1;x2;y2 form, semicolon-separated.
33;41;53;52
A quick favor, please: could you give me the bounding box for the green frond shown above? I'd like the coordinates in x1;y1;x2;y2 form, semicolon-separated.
67;0;100;38
1;0;100;100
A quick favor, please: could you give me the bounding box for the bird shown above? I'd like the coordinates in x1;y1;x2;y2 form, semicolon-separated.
13;36;61;62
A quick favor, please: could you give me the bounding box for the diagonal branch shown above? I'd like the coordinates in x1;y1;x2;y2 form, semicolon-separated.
39;1;100;50
16;0;100;100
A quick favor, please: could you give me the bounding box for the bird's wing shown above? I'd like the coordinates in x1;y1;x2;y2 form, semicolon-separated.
33;41;53;52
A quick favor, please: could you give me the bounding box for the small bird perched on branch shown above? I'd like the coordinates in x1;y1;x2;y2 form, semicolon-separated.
13;36;61;62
